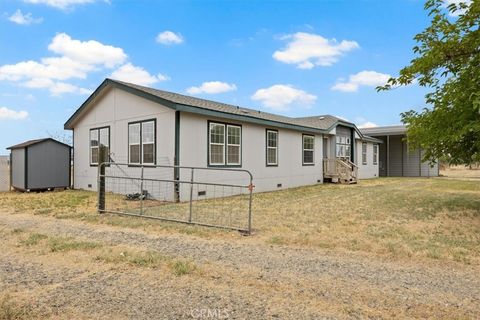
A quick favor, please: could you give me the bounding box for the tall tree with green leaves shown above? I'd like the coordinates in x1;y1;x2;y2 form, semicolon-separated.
379;0;480;165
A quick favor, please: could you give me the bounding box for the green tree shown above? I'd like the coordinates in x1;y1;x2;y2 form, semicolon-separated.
379;0;480;165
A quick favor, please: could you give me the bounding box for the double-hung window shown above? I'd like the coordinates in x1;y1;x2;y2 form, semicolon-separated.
90;127;110;165
209;122;241;166
266;130;278;166
302;135;314;165
362;142;368;165
373;144;378;165
128;120;156;165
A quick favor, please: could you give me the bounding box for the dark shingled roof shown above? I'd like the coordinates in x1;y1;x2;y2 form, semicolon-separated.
64;79;379;142
7;138;71;150
109;80;344;130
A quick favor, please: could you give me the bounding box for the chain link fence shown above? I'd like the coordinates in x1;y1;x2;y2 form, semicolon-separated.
98;162;254;233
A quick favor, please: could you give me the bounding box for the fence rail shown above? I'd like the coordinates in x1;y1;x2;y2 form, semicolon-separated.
98;162;254;233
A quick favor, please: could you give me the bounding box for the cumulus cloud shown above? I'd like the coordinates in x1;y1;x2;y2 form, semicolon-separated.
332;70;391;93
0;33;132;95
24;0;103;10
186;81;237;95
0;107;29;120
110;63;169;86
273;32;359;69
22;78;90;96
48;33;127;68
8;9;43;25
156;31;184;45
251;84;317;112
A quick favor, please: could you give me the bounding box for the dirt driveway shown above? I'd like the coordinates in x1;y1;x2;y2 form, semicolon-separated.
0;211;478;319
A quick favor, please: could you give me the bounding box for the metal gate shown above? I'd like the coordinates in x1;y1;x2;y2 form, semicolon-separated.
97;162;253;233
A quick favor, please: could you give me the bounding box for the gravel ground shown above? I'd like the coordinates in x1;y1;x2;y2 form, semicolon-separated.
1;211;479;319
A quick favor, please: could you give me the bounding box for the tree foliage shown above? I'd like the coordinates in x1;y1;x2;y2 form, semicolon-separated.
379;0;480;165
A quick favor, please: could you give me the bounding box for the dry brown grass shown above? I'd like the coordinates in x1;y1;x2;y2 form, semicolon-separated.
1;177;479;264
441;165;480;179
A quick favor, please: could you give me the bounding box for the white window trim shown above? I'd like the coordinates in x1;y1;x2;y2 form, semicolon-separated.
209;122;226;166
128;123;141;165
302;135;315;165
141;121;155;165
208;122;242;166
226;125;241;165
89;127;109;166
362;142;368;165
128;120;155;166
266;130;278;166
373;144;378;165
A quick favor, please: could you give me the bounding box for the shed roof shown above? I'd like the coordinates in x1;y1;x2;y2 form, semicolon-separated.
7;138;71;150
360;125;406;136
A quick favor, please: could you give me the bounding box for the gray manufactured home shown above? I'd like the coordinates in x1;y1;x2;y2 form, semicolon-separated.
64;79;382;199
7;138;72;191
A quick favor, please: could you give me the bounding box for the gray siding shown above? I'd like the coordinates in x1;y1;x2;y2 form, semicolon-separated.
388;135;403;176
374;135;438;177
420;150;439;177
27;140;70;189
403;143;421;177
11;148;25;189
378;137;387;176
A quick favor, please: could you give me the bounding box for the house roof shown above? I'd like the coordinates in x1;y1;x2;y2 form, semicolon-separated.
64;78;378;142
360;125;406;136
7;138;71;150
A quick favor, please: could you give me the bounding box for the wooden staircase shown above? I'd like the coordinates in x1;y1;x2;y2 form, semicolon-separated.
323;158;358;184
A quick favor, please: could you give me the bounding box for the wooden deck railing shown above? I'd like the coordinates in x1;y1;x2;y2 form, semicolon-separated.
323;158;358;183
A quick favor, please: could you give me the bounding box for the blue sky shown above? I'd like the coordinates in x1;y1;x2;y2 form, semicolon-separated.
0;0;435;153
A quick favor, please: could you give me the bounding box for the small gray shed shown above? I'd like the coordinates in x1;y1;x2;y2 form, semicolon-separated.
7;138;71;191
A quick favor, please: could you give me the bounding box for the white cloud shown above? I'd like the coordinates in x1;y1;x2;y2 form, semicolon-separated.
22;77;90;95
110;63;169;86
48;33;127;68
273;32;359;69
0;33;133;96
156;31;184;45
0;107;28;120
251;84;317;111
24;0;103;10
186;81;237;95
358;121;378;128
8;9;43;25
444;0;471;16
332;70;391;93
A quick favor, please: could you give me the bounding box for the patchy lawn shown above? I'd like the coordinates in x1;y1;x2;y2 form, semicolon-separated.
0;177;479;319
1;177;479;265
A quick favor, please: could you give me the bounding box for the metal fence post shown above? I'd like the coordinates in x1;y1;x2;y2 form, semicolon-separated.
188;168;194;223
97;145;106;213
140;165;144;215
247;175;254;234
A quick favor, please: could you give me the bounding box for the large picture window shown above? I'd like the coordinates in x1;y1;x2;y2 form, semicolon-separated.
90;127;109;165
336;135;351;159
266;130;278;166
302;134;314;165
209;122;241;166
128;120;156;165
362;142;368;165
